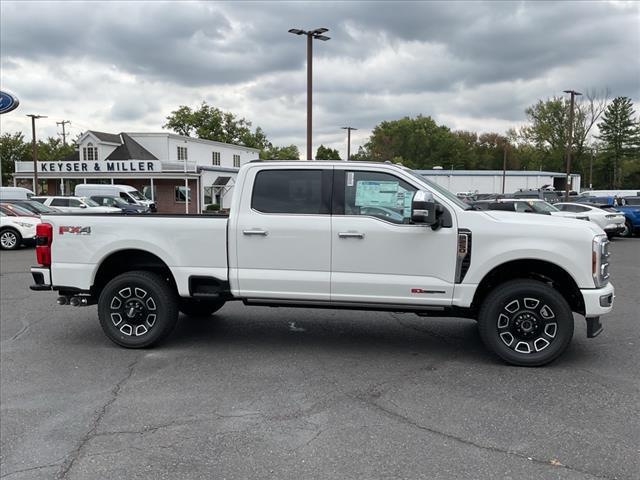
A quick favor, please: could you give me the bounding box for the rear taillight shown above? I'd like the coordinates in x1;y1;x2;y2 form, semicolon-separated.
35;223;53;266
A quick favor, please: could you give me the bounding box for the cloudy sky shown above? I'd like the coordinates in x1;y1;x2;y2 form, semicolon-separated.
1;1;639;158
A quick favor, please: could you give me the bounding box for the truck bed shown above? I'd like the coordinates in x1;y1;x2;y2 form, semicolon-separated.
42;213;229;296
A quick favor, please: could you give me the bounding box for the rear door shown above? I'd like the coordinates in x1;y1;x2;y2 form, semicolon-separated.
234;167;333;301
330;166;458;306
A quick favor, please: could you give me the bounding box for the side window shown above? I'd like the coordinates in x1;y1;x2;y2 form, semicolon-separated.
574;205;590;213
343;171;416;224
68;199;82;207
251;170;329;214
50;198;69;207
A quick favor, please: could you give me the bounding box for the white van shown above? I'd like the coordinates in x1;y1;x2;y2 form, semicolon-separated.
0;187;35;200
74;184;156;211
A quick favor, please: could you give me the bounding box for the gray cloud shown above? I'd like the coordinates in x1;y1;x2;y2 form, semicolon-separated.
1;0;638;159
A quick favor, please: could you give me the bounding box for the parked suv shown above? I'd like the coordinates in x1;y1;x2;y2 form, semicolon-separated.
555;203;626;238
0;204;40;249
89;195;150;214
511;189;562;204
32;196;121;213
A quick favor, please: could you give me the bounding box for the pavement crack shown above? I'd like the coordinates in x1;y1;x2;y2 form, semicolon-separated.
0;462;60;479
356;395;614;480
55;356;142;479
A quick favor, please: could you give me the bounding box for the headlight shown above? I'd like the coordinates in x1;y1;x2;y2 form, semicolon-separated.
14;221;36;228
592;234;610;288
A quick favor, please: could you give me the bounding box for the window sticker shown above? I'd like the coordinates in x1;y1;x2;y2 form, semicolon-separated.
355;180;401;208
347;172;354;187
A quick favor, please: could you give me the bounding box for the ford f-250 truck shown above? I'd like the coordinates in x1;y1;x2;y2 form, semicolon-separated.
30;161;615;366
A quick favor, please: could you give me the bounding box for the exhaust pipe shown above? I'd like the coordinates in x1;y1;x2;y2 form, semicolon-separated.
69;297;80;307
57;296;69;305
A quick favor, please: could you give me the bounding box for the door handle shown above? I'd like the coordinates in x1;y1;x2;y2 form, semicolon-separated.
243;229;268;236
338;232;365;239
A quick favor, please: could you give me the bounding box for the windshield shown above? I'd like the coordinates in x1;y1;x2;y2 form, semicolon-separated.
404;168;472;210
128;190;146;201
112;197;129;207
23;200;56;213
1;203;36;216
530;201;559;213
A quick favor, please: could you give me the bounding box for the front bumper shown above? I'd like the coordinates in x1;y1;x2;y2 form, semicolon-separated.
604;224;625;235
581;282;615;318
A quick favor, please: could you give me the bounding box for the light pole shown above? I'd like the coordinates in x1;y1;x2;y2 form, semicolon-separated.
563;89;582;201
341;126;357;161
288;27;330;160
26;114;47;194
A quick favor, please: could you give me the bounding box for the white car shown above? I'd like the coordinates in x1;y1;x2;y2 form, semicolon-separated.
0;204;41;250
32;196;121;214
476;199;588;220
555;203;626;238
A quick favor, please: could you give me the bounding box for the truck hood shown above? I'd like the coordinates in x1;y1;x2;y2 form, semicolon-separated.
480;210;604;236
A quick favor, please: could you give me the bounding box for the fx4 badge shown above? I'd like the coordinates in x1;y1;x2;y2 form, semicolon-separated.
59;226;91;235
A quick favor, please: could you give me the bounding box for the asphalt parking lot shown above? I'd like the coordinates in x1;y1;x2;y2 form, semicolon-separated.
1;240;639;480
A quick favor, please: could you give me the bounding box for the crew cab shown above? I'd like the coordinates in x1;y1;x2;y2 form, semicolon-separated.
29;161;615;366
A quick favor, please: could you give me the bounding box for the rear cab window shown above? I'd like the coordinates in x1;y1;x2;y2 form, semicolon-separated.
251;169;331;214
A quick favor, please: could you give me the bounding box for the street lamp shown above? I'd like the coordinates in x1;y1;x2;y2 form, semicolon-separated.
563;89;582;201
288;27;330;160
26;114;47;194
341;126;357;161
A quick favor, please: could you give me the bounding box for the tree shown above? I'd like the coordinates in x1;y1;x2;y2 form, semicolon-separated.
163;102;271;151
315;145;341;160
259;144;301;160
0;132;30;185
596;96;638;188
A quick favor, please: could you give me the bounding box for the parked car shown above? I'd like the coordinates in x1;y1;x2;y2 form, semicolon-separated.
555;203;626;238
0;199;59;216
0;186;34;200
616;197;640;237
510;189;562;204
74;184;156;211
471;199;586;220
89;195;150;214
32;196;121;213
30;161;614;367
0;204;40;249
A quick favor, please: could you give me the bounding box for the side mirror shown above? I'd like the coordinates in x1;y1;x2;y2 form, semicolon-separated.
80;204;87;208
411;190;437;227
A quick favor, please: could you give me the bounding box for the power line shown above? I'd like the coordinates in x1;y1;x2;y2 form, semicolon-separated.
56;120;71;145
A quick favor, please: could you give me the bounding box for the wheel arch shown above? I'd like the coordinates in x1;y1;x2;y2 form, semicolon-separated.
471;259;585;316
92;249;177;297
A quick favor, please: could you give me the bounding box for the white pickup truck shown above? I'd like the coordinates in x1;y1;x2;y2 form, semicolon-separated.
30;161;615;366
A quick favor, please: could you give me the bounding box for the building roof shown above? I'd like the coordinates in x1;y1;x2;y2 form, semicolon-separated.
415;169;579;177
128;132;261;153
105;133;158;161
86;130;122;144
213;176;232;186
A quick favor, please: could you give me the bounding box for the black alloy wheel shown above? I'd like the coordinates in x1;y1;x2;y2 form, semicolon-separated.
98;271;178;348
478;279;574;366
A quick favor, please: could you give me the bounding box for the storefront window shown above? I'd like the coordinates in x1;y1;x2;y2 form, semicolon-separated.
175;186;191;203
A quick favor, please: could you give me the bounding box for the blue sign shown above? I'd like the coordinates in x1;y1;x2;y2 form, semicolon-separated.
0;90;20;114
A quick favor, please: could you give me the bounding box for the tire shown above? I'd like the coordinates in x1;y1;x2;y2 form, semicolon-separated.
179;298;225;317
621;220;633;238
98;270;178;348
0;229;21;250
478;279;574;367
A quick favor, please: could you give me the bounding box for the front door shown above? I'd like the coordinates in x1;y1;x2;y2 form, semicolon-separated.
234;168;333;301
331;168;457;306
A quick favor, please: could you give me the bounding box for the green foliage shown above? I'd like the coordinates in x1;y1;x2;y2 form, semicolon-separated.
0;132;30;185
259;144;301;160
0;134;75;185
315;145;341;160
205;203;220;211
163;102;271;151
596;97;639;188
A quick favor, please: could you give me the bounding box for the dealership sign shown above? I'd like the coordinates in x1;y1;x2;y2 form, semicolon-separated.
0;90;20;114
35;160;163;173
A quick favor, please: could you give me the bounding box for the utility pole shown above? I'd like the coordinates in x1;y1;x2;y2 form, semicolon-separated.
288;27;330;160
502;146;508;194
26;114;47;194
590;145;595;190
341;126;357;160
563;89;582;201
57;120;71;145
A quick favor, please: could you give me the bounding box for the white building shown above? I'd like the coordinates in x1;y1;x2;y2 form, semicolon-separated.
13;131;260;213
416;169;581;194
